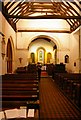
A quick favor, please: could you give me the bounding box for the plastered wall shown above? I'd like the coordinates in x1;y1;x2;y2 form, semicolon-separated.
69;28;81;73
0;12;81;74
0;12;16;74
16;32;70;65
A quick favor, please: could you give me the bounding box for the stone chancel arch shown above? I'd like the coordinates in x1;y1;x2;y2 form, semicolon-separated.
28;35;58;64
30;35;59;49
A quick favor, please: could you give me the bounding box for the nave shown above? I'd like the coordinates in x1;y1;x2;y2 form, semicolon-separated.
0;67;81;120
0;1;81;119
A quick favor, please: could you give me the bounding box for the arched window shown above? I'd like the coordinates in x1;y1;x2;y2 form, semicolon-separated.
37;47;45;64
47;52;52;63
65;55;69;63
31;52;35;63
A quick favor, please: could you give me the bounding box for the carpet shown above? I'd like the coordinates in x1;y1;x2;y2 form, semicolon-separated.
39;77;81;119
41;71;48;78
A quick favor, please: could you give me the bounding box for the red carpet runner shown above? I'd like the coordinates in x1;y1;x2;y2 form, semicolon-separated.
41;71;48;78
39;74;81;119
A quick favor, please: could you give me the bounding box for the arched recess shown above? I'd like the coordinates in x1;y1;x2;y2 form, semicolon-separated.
28;35;60;50
6;37;14;73
27;35;60;64
30;52;35;63
37;47;46;64
65;55;69;63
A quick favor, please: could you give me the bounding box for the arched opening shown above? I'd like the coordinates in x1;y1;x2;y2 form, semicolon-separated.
28;35;58;64
6;39;13;73
30;52;35;63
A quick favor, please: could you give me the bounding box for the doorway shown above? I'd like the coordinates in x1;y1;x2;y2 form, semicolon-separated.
6;39;13;73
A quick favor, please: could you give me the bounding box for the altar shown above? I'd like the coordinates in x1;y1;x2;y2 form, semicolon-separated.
41;65;46;71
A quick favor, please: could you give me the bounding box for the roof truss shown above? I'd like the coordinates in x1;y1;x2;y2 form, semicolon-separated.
1;0;81;33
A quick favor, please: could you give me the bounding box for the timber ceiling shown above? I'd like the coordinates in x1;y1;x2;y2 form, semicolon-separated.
1;0;81;33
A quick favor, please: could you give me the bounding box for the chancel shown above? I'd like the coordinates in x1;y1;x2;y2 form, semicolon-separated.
0;0;81;119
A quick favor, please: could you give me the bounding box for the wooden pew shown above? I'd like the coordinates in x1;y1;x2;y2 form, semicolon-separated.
2;87;38;91
2;73;38;80
54;73;81;89
1;100;40;111
2;83;38;88
1;101;27;110
2;80;38;84
69;80;81;108
1;72;40;112
2;90;39;97
2;94;38;101
53;73;81;109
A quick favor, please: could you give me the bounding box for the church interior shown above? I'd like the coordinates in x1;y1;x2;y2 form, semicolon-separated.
0;0;81;119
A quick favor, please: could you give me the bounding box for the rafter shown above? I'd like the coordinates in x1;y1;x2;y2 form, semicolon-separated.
59;1;80;31
7;2;15;10
72;2;81;11
9;2;23;15
5;2;11;8
2;2;16;31
1;1;81;33
65;1;80;16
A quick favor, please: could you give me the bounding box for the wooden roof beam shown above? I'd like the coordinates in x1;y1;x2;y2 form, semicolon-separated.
17;29;71;33
5;14;81;19
61;2;80;26
28;10;57;13
20;3;33;16
13;3;33;22
10;4;27;24
2;3;16;31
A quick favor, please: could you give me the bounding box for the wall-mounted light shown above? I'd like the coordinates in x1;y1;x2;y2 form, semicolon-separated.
1;36;5;60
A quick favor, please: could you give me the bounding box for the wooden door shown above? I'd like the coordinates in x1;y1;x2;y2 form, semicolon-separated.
7;39;12;73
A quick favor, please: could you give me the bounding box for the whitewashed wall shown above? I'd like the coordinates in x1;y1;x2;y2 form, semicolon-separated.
69;28;80;73
16;19;70;70
16;32;70;71
0;12;16;74
1;12;81;74
0;12;2;75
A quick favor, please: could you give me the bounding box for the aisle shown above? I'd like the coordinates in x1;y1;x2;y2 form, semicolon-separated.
39;75;81;119
41;70;48;78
